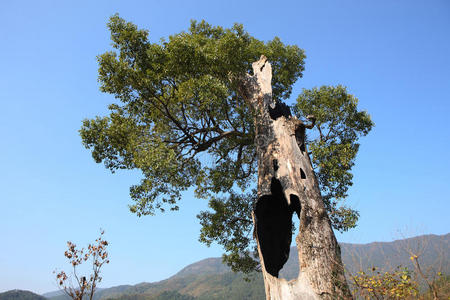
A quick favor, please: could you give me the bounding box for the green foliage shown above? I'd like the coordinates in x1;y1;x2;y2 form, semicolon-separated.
295;85;373;231
81;15;304;217
198;191;257;274
81;16;372;273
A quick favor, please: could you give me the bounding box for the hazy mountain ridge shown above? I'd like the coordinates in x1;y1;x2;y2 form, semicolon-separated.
3;233;448;300
279;233;450;280
0;290;47;300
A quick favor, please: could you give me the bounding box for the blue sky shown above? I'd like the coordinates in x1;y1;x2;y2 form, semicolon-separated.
1;0;449;294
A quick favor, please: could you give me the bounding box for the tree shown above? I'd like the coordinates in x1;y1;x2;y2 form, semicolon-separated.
408;246;446;299
80;16;373;299
54;230;109;300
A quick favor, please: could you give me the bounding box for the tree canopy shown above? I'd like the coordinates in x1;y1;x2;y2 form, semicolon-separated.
80;15;373;273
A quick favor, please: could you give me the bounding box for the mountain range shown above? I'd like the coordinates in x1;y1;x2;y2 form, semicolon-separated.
1;233;448;300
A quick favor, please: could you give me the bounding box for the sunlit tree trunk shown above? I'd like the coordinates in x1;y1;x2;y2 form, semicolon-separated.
239;56;352;300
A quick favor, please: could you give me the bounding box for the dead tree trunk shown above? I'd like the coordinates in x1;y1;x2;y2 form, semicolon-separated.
239;56;352;300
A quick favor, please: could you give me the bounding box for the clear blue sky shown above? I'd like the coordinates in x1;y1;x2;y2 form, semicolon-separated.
1;0;449;294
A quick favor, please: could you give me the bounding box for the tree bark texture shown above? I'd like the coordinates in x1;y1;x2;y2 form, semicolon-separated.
239;56;352;300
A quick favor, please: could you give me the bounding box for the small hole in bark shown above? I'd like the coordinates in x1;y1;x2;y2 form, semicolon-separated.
300;168;306;179
273;159;279;172
290;194;301;219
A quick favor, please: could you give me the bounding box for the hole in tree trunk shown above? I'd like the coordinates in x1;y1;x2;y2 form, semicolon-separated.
268;100;291;120
300;168;306;179
254;178;301;278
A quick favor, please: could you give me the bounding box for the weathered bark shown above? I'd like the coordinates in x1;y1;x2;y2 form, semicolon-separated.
239;56;352;300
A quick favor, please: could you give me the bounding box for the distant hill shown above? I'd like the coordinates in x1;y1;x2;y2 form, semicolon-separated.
0;290;47;300
38;233;449;300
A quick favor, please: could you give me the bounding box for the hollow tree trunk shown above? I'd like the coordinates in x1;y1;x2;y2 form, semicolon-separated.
239;56;352;300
